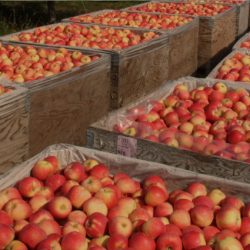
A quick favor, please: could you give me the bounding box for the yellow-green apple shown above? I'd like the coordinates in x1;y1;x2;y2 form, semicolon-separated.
214;236;243;250
61;232;87;250
156;233;182;250
142;217;165;239
45;174;66;192
169;209;191;229
31;160;55;181
17;177;42;198
48;196;72;219
18;223;47;249
176;133;193;149
83;197;108;216
89;235;109;248
117;197;137;216
182;231;206;250
6;240;28;250
190;205;214;227
85;212;108;238
214;82;228;94
216;206;241;232
64;162;87;182
106;234;128;250
38;219;61;236
0;224;15;249
68;210;87;225
208;189;226;206
68;185;91;209
179;122;194;135
108;216;133;237
129;232;156;250
83;159;99;172
63;221;86;236
29;209;53;224
4;198;32;221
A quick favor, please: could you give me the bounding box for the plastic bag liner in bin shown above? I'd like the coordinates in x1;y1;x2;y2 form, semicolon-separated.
0;76;29;173
124;1;237;70
0;22;170;109
63;9;199;80
233;32;250;50
155;0;249;37
208;48;250;83
0;143;250;202
87;76;250;184
0;41;111;156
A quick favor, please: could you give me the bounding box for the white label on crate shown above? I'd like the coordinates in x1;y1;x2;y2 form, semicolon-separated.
117;136;137;157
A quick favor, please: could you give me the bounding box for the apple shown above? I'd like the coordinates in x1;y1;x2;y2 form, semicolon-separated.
182;231;206;250
186;182;207;198
144;185;167;206
106;234;128;250
4;198;32;221
216;206;241;232
174;199;194;212
83;197;108;216
154;202;173;217
5;240;28;250
64;162;87;182
63;221;85;235
38;219;61;236
61;232;87;250
108;216;133;237
193;196;214;209
214;236;243;250
18;223;47;249
31;160;55;181
17;177;42;198
0;210;13;226
68;210;87;225
129;232;156;250
47;196;72;219
208;189;226;206
142;217;165;239
203;226;220;242
170;209;191;229
68;185;91;209
85;212;108;238
0;224;15;249
156;233;182;250
45;174;66;192
190;205;214;227
29;209;53;224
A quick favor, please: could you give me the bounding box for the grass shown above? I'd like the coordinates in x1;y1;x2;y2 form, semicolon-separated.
0;1;143;35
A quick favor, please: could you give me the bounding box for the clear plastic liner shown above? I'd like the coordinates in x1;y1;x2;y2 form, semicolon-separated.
91;76;250;165
1;143;250;201
233;32;250;50
208;48;250;83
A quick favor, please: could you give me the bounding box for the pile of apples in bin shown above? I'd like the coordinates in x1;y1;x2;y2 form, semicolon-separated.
1;155;250;250
0;43;97;83
11;23;159;50
69;11;193;30
114;81;250;163
128;2;231;17
215;52;250;83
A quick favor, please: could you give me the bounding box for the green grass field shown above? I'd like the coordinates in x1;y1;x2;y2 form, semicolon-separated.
0;1;143;35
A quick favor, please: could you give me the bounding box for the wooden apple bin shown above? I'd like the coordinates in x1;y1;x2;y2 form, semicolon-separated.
1;144;250;202
0;42;111;157
124;2;237;73
87;76;250;184
208;49;250;82
0;23;170;110
0;80;29;174
63;9;199;80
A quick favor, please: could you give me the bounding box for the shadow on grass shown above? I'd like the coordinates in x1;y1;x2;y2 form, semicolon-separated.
0;1;143;35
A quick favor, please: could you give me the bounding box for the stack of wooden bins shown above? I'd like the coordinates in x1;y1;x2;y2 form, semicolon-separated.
0;41;111;156
0;78;29;173
1;143;250;205
124;1;237;73
161;0;249;38
63;9;199;80
87;76;250;184
0;23;170;110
